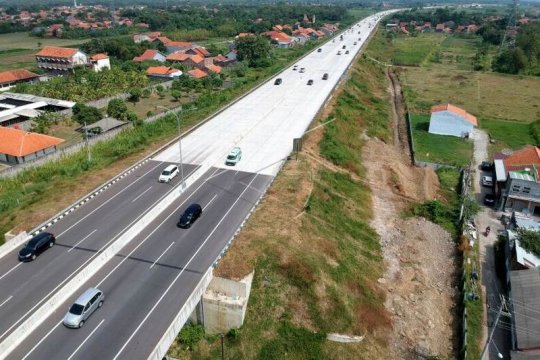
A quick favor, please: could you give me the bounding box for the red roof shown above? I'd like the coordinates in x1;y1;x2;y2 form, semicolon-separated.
166;41;193;48
90;53;108;61
436;23;444;30
205;64;222;74
146;66;179;76
0;127;64;157
133;49;162;62
431;103;478;126
191;47;210;57
35;46;78;58
187;69;207;79
0;69;39;85
503;146;540;169
190;54;204;64
166;52;190;62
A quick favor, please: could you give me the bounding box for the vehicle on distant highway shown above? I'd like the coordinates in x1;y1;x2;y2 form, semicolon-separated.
337;51;341;55
274;78;282;85
177;203;202;229
307;79;314;85
481;176;493;187
225;146;242;166
322;73;329;80
342;45;346;49
354;42;357;45
18;232;55;262
299;67;305;73
158;164;179;183
63;288;104;328
317;48;322;52
345;50;350;54
293;65;298;71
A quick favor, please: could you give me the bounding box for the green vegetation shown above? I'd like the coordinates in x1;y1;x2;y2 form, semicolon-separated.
515;228;540;257
462;238;483;360
481;118;535;154
409;114;473;167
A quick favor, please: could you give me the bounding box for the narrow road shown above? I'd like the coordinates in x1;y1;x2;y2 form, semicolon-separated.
471;129;510;360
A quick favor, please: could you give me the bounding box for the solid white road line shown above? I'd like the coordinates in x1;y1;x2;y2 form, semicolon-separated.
112;174;259;360
21;320;62;360
203;194;218;211
0;166;199;343
0;296;13;309
67;229;98;253
0;263;22;282
66;319;105;360
96;168;219;287
131;186;153;203
149;242;175;270
56;161;164;238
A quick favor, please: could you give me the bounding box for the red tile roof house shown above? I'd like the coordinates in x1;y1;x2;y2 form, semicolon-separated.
185;47;210;57
435;23;445;32
187;69;208;79
184;54;206;69
0;127;64;164
89;53;110;72
213;54;235;67
0;69;40;91
133;49;166;63
165;41;194;53
35;46;88;76
145;66;182;79
205;64;222;74
428;103;477;138
263;31;295;48
166;52;192;64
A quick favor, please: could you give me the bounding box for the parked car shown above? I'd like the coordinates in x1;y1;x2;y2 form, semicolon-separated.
481;176;493;187
484;193;495;206
307;79;314;85
299;67;306;73
63;288;104;328
177;203;202;228
274;78;282;85
158;164;179;183
317;48;322;52
18;232;56;262
481;161;493;171
322;73;329;80
225;147;242;166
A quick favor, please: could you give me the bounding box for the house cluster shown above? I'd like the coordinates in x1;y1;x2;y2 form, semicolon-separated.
385;19;479;35
254;22;338;48
478;146;540;358
131;32;236;79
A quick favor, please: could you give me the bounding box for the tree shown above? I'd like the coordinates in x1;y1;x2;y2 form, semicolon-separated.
126;111;142;126
516;228;540;257
129;88;142;104
492;48;527;74
234;35;272;68
107;98;128;120
171;90;182;102
30;112;57;134
72;103;102;125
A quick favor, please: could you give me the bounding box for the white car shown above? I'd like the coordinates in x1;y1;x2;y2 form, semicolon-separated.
159;164;179;183
481;176;493;187
225;147;242;166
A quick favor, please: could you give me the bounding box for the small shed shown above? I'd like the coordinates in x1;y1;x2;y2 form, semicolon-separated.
428;103;477;138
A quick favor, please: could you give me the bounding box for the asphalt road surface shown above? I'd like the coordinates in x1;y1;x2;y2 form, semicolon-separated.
0;161;198;345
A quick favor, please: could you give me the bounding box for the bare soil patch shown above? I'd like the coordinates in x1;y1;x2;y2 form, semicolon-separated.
362;138;458;359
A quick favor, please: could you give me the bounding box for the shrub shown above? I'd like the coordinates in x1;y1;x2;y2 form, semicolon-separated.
177;324;204;351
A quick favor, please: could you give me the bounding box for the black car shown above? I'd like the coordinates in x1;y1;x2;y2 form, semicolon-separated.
177;204;202;228
307;79;314;85
18;232;55;262
317;48;322;52
481;161;493;171
484;193;495;206
322;73;329;80
342;45;346;49
274;78;282;85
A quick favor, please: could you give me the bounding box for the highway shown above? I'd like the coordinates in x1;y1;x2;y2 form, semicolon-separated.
0;160;198;345
1;10;397;360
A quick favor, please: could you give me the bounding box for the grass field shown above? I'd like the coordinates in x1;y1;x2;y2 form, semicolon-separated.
410;114;473;167
480;118;535;155
0;32;87;72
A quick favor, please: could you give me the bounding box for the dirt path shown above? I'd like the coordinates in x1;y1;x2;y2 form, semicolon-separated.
386;68;412;164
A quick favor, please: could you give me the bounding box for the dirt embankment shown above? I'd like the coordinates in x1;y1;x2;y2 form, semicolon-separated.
363;136;458;358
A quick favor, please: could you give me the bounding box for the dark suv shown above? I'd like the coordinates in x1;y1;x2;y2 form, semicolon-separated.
177;204;202;228
18;232;55;262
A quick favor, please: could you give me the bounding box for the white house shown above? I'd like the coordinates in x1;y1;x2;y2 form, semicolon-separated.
428;103;477;138
89;53;111;72
35;46;88;76
146;66;182;79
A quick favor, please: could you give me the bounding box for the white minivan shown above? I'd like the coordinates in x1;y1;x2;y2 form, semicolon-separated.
63;288;104;328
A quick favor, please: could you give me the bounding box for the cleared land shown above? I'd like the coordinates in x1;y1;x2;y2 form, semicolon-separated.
410;114;473;167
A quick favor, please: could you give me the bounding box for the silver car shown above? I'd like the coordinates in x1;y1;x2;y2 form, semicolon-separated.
63;288;104;328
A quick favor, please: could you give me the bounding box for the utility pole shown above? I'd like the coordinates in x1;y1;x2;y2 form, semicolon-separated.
220;334;224;360
480;297;508;359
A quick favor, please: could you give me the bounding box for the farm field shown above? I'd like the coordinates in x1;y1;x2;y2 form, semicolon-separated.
0;32;87;72
410;114;473;167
